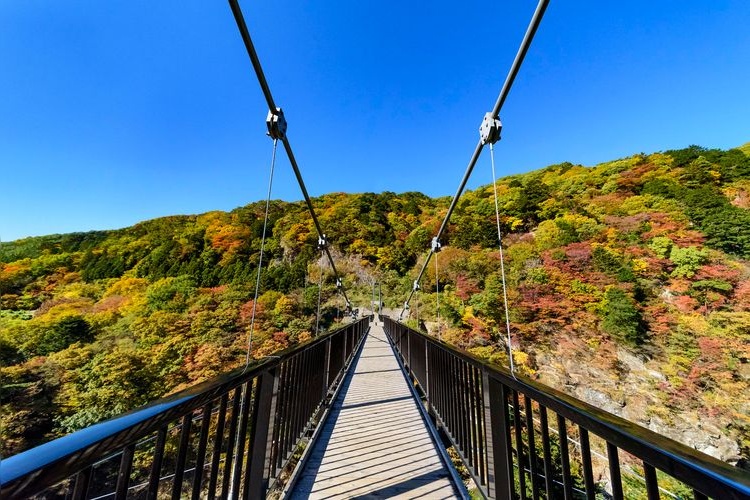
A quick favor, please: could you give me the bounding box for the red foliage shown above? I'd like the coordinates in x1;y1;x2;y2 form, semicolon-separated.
517;284;571;322
694;264;740;283
697;337;724;360
239;300;265;324
733;281;750;310
672;295;698;313
455;274;481;301
643;303;673;337
564;242;593;267
640;213;685;240
604;213;650;233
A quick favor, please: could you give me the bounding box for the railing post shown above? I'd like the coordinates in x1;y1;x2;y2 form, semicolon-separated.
482;370;513;500
424;340;430;412
323;337;332;400
245;368;280;499
407;327;412;376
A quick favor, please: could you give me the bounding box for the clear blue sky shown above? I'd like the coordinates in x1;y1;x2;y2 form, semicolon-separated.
1;1;748;241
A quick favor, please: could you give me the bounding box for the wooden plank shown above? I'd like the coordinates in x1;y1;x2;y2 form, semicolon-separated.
289;322;459;499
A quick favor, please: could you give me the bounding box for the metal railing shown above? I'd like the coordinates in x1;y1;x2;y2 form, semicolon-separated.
382;316;750;500
0;317;370;499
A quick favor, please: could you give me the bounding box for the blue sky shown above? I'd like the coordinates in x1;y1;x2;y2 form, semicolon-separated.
1;1;748;241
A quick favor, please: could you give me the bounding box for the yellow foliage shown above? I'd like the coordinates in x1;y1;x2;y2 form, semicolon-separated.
104;277;148;298
677;314;711;337
632;258;649;274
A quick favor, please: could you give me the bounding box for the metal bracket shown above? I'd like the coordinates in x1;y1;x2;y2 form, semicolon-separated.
479;112;502;145
431;237;442;253
266;107;287;140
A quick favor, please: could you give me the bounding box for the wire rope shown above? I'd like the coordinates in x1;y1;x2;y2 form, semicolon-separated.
434;250;441;340
399;0;550;319
243;138;278;371
315;249;324;336
228;0;352;311
490;143;516;376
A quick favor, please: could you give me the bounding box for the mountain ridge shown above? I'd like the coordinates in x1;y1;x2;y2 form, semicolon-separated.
1;143;749;469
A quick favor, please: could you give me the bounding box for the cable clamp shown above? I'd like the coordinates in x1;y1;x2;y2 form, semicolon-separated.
431;237;442;252
317;235;328;250
336;278;342;289
413;280;420;291
403;301;410;310
266;107;287;140
479;112;502;145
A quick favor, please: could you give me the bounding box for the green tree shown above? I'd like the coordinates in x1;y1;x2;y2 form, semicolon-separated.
669;246;707;278
599;287;645;346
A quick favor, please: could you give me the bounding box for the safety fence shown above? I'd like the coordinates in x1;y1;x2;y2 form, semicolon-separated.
0;316;370;499
382;316;750;500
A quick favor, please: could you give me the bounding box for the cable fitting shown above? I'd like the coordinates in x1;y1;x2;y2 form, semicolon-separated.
266;107;287;140
413;280;420;291
431;237;442;252
479;112;502;145
317;235;328;250
336;278;342;289
403;301;410;310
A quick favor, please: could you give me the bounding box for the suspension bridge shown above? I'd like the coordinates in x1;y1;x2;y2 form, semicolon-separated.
2;0;750;499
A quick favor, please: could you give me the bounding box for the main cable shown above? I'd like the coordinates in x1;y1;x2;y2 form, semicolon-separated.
228;0;352;311
400;0;550;319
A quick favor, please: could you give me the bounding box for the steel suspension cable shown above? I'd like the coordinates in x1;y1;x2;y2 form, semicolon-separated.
434;250;441;340
490;143;516;376
244;138;278;371
315;250;324;336
228;0;352;312
400;0;550;319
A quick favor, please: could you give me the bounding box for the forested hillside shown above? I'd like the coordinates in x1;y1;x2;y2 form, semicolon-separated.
1;144;749;467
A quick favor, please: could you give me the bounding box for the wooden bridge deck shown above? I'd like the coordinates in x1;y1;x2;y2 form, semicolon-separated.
289;319;460;499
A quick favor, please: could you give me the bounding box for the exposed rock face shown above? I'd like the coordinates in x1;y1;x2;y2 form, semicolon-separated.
532;339;743;464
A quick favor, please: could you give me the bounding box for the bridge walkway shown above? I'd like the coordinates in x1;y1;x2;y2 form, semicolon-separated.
288;319;461;499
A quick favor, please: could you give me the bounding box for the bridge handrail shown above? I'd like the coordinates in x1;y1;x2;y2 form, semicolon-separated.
1;316;371;499
382;316;750;500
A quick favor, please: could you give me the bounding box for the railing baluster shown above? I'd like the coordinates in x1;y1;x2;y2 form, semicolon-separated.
607;442;624;500
453;354;460;446
231;381;253;499
462;360;472;463
557;414;573;500
467;363;479;473
191;403;213;500
579;427;596;500
484;373;514;500
220;387;242;500
245;367;280;499
115;443;135;500
524;396;540;500
457;357;467;455
272;361;289;476
207;395;228;500
539;405;554;499
72;466;92;500
513;390;527;500
475;366;487;488
172;414;193;500
147;426;168;500
643;461;660;500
